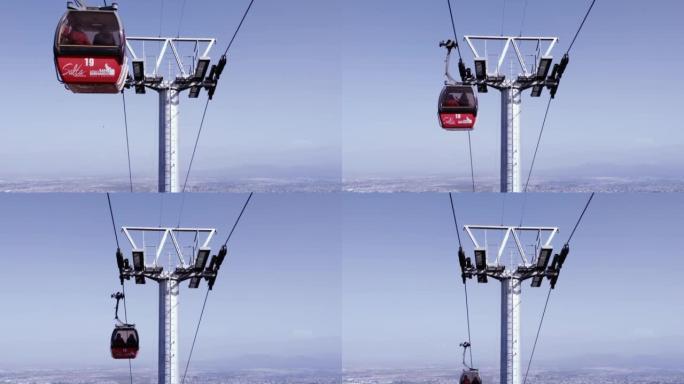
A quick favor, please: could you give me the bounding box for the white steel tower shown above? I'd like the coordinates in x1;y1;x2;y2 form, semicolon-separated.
444;36;568;192
125;37;225;192
458;225;570;384
115;226;228;384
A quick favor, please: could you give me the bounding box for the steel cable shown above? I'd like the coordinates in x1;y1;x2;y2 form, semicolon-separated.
180;193;254;383
523;97;553;194
177;0;255;200
448;193;473;366
223;0;256;56
522;192;594;384
106;193;133;383
446;0;476;191
181;288;210;384
121;92;133;192
446;0;463;59
176;0;188;37
224;192;254;246
566;192;595;245
522;288;552;384
567;0;597;55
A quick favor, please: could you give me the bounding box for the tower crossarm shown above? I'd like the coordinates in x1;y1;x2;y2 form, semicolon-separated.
115;226;227;289
123;36;226;99
443;35;568;98
458;225;568;288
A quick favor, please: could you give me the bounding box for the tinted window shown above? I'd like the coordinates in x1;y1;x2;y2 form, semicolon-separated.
59;11;121;47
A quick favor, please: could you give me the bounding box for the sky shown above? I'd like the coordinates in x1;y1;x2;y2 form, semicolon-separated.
2;1;684;187
0;193;683;372
0;0;341;181
342;193;684;370
0;193;342;371
341;0;684;180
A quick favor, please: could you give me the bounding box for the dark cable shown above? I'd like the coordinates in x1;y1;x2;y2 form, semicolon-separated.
519;0;529;36
522;288;552;384
176;98;210;227
500;0;507;36
566;192;594;245
181;288;210;384
448;192;462;247
467;132;475;192
181;98;211;193
122;283;133;384
522;194;595;382
223;0;256;56
519;193;529;227
446;1;476;191
178;0;256;198
158;0;164;37
463;283;474;367
180;193;254;382
566;0;597;54
449;193;473;366
176;0;187;38
122;92;133;192
121;284;129;324
523;97;553;193
106;193;120;249
446;0;463;59
224;192;254;246
108;193;132;382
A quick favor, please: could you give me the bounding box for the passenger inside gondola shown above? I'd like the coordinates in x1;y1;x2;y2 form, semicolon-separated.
445;93;461;106
113;333;126;348
59;12;120;47
93;28;116;46
126;333;137;347
444;91;474;108
62;25;90;45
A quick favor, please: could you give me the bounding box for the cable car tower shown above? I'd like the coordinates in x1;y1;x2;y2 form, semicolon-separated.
115;226;228;384
457;225;570;384
445;36;568;192
56;1;227;193
125;37;224;192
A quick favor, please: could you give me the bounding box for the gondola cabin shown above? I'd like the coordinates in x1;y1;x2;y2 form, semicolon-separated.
53;4;128;93
459;369;482;384
111;324;139;359
438;85;478;130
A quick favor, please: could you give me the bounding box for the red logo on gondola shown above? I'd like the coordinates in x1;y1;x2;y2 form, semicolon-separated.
57;56;122;83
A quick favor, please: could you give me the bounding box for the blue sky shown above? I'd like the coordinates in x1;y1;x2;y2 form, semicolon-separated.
0;193;683;371
343;193;684;369
342;0;684;179
0;193;341;370
0;0;341;181
2;1;683;185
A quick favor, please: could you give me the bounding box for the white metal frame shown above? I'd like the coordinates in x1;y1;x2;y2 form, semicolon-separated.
120;225;217;384
124;36;218;193
463;36;558;79
464;225;558;268
122;226;216;268
459;35;559;192
462;223;559;384
126;37;216;79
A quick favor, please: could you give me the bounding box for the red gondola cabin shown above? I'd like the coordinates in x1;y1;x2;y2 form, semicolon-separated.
53;4;128;93
110;325;139;359
459;369;482;384
438;85;478;130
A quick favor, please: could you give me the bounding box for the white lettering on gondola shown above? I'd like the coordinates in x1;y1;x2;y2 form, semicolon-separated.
62;63;86;78
90;63;116;77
